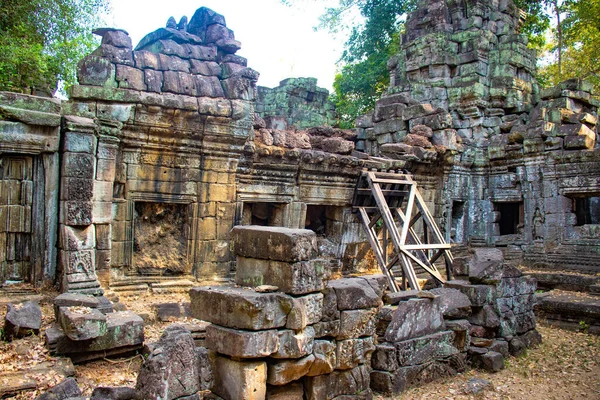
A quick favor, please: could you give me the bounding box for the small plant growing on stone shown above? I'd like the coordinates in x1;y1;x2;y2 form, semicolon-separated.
579;320;590;333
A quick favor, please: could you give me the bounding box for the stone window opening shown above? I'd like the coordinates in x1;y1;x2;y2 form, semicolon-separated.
494;202;524;236
306;91;315;103
241;202;285;227
573;196;600;226
305;205;328;236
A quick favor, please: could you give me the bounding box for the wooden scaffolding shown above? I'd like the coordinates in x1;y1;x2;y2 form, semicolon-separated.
352;170;454;292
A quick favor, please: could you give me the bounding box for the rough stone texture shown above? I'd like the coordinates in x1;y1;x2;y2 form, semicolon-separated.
385;299;445;342
304;365;371;400
212;356;267;400
235;257;326;295
46;311;144;363
266;382;304;399
266;354;315;385
189;286;292;330
135;325;201;400
57;306;107;341
205;324;279;358
231;226;318;262
429;288;472;319
90;386;136;400
35;378;81;400
327;276;385;311
256;78;336;130
3;301;42;340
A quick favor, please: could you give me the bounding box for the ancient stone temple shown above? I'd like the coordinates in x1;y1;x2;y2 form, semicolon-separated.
0;0;597;398
256;77;336;130
356;0;600;272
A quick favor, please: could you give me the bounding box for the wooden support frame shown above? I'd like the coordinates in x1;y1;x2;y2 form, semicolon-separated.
352;171;454;292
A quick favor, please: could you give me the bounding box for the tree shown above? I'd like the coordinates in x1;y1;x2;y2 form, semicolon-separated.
0;0;110;95
540;0;600;90
285;0;552;126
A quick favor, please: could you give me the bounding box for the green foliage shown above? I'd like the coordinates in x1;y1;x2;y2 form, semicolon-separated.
540;0;600;92
579;320;590;333
0;0;110;95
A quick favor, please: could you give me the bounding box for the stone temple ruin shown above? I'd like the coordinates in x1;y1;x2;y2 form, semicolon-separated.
0;0;599;399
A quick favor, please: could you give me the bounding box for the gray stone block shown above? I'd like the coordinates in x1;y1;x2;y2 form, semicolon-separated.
384;299;445;342
231;226;317;262
58;306;107;341
189;286;292;330
205;324;279;358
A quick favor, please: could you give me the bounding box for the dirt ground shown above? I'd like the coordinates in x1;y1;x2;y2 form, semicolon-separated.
1;290;599;399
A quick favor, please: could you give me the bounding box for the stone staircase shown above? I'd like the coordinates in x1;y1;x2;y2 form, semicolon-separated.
529;270;600;335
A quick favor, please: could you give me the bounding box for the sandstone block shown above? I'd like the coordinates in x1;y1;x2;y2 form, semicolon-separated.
36;377;81;400
445;280;497;307
135;326;201;400
63;132;95;154
236;257;326;295
286;293;323;330
307;340;337;376
267;354;315;386
395;330;458;367
335;337;375;370
205;324;279;358
266;382;304;399
115;65;146;91
231;226;317;262
190;60;221;76
272;327;315;359
469;304;501;329
3;301;42;340
304;365;370;400
77;56;116;87
384;299;445;342
189;286;292;330
430;288;472;319
372;342;398;372
213;356;267;400
58;306;107;341
326;276;385;311
338;308;378;339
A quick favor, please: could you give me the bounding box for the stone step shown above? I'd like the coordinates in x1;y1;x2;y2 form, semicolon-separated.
150;280;194;293
525;270;600;293
535;290;600;335
110;284;149;295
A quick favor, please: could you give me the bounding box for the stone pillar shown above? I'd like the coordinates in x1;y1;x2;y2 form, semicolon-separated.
58;116;102;295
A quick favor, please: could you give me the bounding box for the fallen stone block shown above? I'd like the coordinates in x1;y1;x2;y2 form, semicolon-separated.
372;342;398;372
212;356;267;400
476;350;505;372
327;276;384;311
3;301;42;340
58;306;107;341
189;286;292;330
384;298;445;342
46;311;144;363
153;302;183;322
304;364;370;400
468;305;500;329
267;354;315;386
135;325;202;400
445;280;497;307
90;386;136;400
395;330;459;367
489;339;510;357
370;353;466;395
0;358;74;399
467;248;504;283
235;257;326;295
231;226;317;262
35;377;81;400
430;288;472;319
205;324;279;358
53;293;113;317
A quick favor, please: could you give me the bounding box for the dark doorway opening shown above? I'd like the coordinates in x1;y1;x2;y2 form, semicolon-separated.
495;202;523;235
574;196;600;226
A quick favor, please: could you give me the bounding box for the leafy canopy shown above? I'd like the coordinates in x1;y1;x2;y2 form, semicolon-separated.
0;0;110;95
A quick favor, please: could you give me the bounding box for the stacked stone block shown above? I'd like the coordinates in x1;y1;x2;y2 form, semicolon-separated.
256;77;336;130
45;293;144;363
370;294;467;394
190;226;386;399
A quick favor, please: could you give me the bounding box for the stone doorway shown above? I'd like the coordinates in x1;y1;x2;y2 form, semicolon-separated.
495;202;524;236
0;155;33;283
133;202;190;276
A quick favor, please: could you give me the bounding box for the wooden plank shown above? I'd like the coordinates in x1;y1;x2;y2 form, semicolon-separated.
400;186;416;245
358;207;399;292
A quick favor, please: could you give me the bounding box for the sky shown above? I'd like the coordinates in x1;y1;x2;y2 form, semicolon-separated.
107;0;346;91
